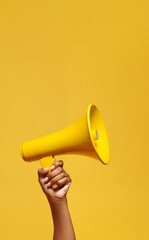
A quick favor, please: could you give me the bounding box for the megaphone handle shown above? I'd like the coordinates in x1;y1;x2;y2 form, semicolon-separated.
40;155;56;172
40;155;56;189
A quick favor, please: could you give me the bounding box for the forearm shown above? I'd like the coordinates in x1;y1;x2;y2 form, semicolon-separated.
48;197;76;240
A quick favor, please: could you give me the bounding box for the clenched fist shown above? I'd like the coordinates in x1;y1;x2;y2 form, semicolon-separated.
38;160;71;203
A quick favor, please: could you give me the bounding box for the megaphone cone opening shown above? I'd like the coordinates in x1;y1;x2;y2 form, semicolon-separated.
87;104;109;165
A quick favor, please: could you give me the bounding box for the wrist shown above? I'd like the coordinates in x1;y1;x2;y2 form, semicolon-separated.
47;196;67;207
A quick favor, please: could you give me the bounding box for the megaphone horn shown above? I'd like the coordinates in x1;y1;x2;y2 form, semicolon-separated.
20;104;109;169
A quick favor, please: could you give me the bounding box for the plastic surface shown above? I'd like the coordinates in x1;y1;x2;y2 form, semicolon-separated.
20;104;109;165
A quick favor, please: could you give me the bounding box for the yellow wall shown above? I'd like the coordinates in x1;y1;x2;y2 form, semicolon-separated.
0;1;149;239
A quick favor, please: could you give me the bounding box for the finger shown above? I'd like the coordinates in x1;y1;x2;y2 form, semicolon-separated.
47;171;67;188
53;176;71;189
50;160;64;171
38;168;50;178
45;167;64;183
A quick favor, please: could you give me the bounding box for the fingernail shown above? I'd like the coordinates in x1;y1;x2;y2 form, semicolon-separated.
54;184;57;188
43;168;49;171
50;165;55;170
44;177;48;182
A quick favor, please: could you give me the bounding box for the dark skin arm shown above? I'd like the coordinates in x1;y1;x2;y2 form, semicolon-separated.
38;160;76;240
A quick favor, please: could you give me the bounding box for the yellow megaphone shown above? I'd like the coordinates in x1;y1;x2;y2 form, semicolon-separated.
20;104;109;169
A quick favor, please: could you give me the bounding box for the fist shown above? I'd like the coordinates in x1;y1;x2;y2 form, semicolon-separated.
38;160;71;202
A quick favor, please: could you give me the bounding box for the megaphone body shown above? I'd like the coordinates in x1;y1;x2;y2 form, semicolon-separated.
20;104;109;168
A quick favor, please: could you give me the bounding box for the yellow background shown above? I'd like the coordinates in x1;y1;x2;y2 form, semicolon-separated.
0;0;149;239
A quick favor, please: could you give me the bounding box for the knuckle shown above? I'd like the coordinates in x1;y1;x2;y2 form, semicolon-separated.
60;172;65;178
57;166;62;172
57;160;63;167
60;160;64;165
69;177;72;183
62;169;66;173
47;173;51;179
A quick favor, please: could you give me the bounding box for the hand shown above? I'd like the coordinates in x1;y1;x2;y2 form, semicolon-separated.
38;160;71;203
